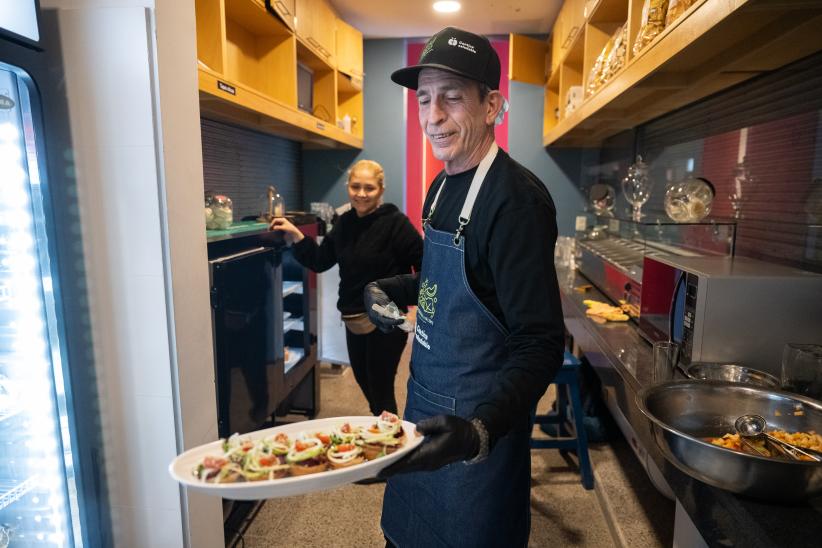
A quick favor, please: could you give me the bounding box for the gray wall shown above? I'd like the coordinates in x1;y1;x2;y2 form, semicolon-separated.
507;80;585;236
303;39;407;210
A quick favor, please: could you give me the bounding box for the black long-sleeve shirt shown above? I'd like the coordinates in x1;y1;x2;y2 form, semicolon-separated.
292;203;423;315
381;148;565;447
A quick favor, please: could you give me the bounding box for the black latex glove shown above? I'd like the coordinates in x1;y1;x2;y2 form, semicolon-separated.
364;281;404;333
378;415;480;478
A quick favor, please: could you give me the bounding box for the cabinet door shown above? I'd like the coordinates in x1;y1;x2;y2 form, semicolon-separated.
336;18;363;77
566;0;584;48
268;0;296;31
550;2;566;73
295;0;312;42
314;0;337;65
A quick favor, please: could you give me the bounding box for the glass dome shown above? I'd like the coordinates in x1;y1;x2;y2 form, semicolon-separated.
664;177;715;223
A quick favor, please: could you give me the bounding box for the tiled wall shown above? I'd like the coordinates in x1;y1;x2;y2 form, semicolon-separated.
581;52;822;273
200;118;303;220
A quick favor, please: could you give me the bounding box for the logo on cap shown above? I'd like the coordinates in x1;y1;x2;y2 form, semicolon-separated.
448;37;457;46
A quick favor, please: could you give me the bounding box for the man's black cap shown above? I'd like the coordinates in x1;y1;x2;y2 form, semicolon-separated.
391;27;500;90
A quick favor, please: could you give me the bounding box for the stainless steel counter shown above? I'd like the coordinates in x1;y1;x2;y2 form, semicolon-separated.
558;267;822;547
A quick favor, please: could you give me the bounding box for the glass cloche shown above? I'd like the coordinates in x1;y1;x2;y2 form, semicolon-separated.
664;177;715;222
589;183;616;216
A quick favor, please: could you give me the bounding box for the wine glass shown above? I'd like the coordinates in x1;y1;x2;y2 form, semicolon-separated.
622;156;653;222
730;156;754;220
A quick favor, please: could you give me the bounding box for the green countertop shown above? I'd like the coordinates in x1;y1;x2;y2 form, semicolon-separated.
206;221;269;241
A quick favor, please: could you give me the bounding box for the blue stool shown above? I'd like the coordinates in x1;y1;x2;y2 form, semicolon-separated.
531;351;594;490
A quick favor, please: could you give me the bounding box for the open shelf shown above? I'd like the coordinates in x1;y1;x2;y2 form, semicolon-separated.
283;280;303;297
283;317;304;333
195;0;364;150
336;71;364;139
284;346;305;374
544;0;822;147
225;0;296;107
0;477;37;512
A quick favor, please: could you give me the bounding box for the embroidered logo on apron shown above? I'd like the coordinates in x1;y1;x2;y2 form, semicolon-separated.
417;278;438;322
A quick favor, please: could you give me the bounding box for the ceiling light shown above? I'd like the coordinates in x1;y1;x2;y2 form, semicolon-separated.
433;1;461;13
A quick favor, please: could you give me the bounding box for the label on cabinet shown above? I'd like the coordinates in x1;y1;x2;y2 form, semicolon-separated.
217;80;236;96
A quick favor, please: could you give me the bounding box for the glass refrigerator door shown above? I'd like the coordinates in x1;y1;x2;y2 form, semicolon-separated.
0;65;80;547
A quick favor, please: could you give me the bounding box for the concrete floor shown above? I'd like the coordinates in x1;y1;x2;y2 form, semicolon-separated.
240;338;674;547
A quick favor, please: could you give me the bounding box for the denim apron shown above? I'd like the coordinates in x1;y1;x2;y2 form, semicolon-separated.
381;144;531;548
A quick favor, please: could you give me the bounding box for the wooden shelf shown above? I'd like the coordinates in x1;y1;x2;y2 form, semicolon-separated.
544;0;822;147
195;0;364;150
198;66;363;149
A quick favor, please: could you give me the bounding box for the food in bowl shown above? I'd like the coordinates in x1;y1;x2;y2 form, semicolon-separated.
194;411;405;483
709;430;822;461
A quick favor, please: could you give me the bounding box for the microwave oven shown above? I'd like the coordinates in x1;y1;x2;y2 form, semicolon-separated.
638;255;822;377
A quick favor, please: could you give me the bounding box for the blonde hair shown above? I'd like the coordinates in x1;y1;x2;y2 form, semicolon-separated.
348;159;385;187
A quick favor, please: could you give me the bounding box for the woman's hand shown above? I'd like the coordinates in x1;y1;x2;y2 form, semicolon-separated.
269;217;305;244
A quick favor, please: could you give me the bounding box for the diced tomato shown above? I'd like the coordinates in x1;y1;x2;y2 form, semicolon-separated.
259;456;277;466
295;441;311;452
241;441;253;452
317;433;330;445
336;444;354;452
203;456;227;469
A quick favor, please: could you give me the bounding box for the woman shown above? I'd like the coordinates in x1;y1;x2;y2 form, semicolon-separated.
270;160;422;415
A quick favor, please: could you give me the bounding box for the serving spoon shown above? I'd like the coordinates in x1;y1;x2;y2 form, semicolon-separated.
734;414;822;462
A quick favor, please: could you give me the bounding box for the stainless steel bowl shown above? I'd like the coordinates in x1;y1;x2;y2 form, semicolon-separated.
636;381;822;502
685;362;780;388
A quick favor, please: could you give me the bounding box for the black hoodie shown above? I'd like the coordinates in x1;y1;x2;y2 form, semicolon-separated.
292;203;423;315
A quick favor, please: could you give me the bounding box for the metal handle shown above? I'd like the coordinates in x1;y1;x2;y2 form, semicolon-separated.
209;247;269;265
763;433;822;462
562;25;579;49
274;0;290;16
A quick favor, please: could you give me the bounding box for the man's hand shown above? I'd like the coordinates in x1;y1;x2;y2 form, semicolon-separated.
364;282;404;333
378;415;480;477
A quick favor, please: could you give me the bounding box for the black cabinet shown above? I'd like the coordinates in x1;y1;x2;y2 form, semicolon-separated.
208;224;320;438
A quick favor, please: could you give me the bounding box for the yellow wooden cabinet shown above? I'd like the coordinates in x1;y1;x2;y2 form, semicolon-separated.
551;0;585;74
336;18;363;78
194;0;363;149
295;0;336;66
544;0;822;147
509;34;548;86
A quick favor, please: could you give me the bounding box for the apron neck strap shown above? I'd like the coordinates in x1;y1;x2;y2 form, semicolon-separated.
424;143;499;246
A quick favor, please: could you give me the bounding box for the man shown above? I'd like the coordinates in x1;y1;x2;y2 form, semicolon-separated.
365;27;565;547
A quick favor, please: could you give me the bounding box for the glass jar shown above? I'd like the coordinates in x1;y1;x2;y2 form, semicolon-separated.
664;177;715;222
205;193;233;229
271;190;285;218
